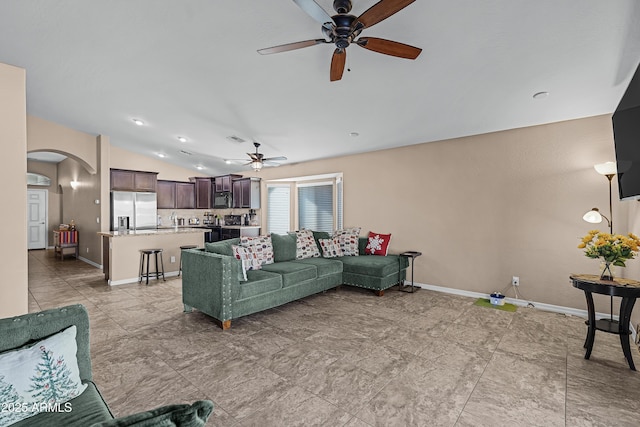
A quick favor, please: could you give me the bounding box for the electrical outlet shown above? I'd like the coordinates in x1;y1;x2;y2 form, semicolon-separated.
170;256;176;263
512;276;520;286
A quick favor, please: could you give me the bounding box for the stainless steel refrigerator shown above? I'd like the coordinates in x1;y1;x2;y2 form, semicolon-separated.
110;191;158;230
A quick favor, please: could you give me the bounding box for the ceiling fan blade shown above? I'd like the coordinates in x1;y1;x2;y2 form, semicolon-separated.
356;0;415;28
263;156;288;162
357;37;421;59
258;39;327;55
263;161;283;167
293;0;334;30
247;153;260;160
330;49;346;82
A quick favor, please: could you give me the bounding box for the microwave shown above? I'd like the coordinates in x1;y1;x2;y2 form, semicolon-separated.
214;192;233;209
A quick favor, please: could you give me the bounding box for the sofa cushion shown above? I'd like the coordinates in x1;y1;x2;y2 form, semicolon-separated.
318;237;343;258
270;233;297;262
293;257;343;277
232;245;262;281
261;262;317;287
205;238;240;256
339;254;402;277
13;381;113;427
239;270;283;300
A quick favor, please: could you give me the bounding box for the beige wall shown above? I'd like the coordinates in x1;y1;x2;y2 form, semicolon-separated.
110;145;206;181
0;62;28;317
256;114;638;317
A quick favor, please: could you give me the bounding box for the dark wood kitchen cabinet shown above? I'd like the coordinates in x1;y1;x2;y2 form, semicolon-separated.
232;177;261;208
190;177;212;209
157;180;176;209
214;174;242;193
157;180;195;209
110;169;158;192
176;182;195;209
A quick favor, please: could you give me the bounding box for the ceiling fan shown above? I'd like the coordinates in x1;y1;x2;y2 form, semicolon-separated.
227;142;287;171
258;0;422;81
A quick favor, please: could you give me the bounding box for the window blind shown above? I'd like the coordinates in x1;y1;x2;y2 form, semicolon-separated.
267;185;291;234
298;184;333;232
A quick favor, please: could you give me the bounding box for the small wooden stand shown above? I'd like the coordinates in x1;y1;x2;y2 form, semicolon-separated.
53;230;79;260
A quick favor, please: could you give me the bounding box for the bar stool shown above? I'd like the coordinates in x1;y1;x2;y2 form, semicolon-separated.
139;249;165;285
178;245;198;276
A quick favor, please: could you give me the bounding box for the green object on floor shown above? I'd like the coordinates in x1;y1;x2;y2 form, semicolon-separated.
474;298;518;312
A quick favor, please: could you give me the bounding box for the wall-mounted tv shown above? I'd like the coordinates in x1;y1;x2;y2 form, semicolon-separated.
613;62;640;200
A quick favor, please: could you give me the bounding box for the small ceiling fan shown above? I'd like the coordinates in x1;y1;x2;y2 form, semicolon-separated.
258;0;422;81
227;142;287;171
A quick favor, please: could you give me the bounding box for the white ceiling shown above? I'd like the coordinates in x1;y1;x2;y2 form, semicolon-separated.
3;0;640;175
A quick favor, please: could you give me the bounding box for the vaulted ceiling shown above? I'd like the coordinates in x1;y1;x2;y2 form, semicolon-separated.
3;0;640;175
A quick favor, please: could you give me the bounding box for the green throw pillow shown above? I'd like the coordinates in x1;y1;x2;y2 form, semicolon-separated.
204;239;239;256
89;400;214;427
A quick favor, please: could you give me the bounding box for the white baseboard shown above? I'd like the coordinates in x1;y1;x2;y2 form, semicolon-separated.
78;256;102;269
108;270;179;286
408;281;636;342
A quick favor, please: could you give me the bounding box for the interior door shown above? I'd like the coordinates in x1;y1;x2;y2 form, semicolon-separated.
27;189;47;249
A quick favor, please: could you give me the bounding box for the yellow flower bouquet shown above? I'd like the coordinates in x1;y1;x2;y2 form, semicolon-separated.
578;230;640;280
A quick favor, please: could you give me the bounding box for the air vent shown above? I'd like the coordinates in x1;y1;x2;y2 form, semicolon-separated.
226;135;245;143
179;150;192;156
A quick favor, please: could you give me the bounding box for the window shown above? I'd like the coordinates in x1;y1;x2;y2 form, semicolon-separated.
298;183;333;233
266;173;343;233
267;185;290;234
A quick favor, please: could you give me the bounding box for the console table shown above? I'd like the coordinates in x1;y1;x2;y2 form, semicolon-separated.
570;274;640;370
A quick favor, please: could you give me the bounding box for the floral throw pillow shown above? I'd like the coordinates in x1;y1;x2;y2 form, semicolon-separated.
295;229;320;259
332;227;361;256
365;231;392;256
319;238;344;258
240;235;274;266
0;326;88;427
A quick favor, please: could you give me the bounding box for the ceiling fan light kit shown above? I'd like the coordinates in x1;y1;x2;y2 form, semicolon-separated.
259;0;422;81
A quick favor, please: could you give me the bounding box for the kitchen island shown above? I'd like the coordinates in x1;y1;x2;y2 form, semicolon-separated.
98;228;207;285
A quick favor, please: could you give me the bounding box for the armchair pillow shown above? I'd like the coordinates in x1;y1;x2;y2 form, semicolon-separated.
0;325;87;427
89;399;214;427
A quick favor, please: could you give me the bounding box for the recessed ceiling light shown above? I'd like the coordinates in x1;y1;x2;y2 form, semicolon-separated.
177;136;188;143
132;119;144;126
196;165;205;170
157;153;166;158
349;132;359;137
225;160;232;164
533;91;549;99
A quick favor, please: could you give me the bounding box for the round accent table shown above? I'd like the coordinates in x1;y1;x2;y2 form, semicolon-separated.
570;274;640;370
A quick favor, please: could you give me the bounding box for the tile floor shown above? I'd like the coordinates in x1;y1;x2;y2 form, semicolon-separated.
26;249;640;426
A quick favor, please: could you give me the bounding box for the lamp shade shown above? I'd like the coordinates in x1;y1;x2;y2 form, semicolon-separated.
583;208;603;224
594;161;617;176
251;161;263;171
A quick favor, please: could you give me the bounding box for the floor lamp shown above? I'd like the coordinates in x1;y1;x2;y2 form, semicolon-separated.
583;161;617;325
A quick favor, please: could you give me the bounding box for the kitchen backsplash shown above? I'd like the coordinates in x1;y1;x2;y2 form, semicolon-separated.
157;208;260;227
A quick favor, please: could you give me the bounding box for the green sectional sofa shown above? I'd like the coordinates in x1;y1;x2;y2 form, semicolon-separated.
181;233;409;329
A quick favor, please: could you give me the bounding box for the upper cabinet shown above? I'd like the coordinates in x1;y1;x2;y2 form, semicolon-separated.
110;169;158;192
190;177;212;209
157;180;195;209
232;177;261;209
214;174;242;193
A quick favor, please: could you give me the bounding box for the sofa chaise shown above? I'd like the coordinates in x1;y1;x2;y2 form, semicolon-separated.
181;232;409;330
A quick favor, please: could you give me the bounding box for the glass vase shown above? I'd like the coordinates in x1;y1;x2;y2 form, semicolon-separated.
600;260;614;281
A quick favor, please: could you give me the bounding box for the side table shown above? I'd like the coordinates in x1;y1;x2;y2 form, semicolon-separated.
399;251;422;293
570;274;640;370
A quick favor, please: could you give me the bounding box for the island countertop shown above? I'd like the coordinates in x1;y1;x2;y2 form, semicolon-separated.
98;227;209;237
